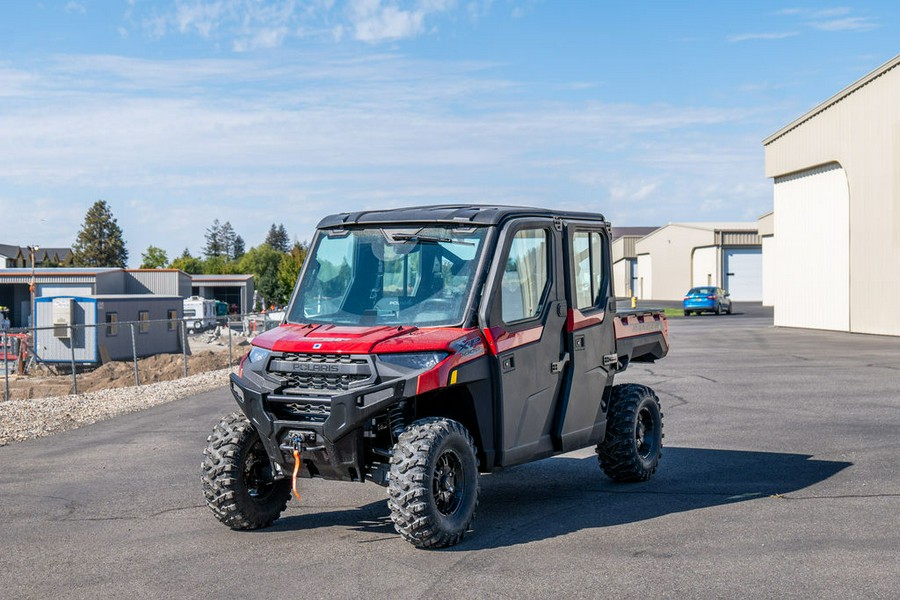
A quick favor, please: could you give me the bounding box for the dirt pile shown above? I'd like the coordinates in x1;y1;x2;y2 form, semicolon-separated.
4;350;239;401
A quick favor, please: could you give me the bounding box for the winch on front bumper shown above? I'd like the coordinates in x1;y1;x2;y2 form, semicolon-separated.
230;352;422;484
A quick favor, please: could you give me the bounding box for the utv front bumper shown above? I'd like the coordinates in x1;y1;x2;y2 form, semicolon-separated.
229;369;419;483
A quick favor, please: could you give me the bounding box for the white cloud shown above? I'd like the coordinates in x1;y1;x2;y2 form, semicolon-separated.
0;52;775;259
64;1;86;14
349;0;426;41
770;6;879;34
809;16;878;32
126;0;474;48
728;31;798;43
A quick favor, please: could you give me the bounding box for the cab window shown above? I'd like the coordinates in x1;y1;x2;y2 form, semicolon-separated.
572;231;606;310
501;229;550;323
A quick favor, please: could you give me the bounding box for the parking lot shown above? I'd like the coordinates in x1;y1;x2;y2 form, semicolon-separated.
2;304;899;599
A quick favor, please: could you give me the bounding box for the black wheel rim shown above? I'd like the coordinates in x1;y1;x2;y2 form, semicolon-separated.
244;439;277;500
432;449;465;516
635;406;659;460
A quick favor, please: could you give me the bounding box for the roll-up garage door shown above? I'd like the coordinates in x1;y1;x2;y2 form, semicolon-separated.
724;249;762;301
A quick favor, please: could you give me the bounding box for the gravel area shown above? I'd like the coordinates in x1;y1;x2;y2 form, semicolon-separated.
0;368;233;446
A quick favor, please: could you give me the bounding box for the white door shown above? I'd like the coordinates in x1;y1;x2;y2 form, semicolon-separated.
724;249;762;301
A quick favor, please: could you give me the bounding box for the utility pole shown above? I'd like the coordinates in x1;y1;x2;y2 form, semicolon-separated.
27;245;39;328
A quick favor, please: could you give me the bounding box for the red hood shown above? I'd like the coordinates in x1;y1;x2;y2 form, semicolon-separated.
251;323;479;355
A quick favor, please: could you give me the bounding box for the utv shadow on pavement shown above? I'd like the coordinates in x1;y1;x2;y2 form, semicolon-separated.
457;447;850;551
264;447;850;550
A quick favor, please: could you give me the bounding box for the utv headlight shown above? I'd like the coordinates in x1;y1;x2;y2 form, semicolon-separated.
248;347;271;365
378;352;448;371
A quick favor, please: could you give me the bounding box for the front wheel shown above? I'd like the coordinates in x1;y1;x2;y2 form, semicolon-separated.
597;384;663;481
389;417;479;548
201;412;291;529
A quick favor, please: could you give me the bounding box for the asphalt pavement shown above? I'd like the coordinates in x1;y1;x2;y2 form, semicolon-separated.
2;305;899;599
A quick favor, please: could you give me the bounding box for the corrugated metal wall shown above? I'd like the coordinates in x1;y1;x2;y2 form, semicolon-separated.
125;271;184;296
96;296;183;361
765;57;900;335
34;298;98;363
719;231;761;246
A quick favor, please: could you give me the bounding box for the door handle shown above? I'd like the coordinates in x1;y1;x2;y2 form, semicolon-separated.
550;352;570;374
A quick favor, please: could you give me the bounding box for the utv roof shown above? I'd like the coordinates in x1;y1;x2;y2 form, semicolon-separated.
317;204;607;228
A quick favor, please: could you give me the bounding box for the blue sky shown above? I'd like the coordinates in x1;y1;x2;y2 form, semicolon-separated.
0;1;896;265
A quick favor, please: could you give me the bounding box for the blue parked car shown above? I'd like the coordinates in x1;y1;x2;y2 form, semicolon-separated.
683;286;732;316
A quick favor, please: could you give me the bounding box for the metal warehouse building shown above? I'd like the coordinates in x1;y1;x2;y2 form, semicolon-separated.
0;268;192;327
611;227;658;298
634;223;762;302
763;55;900;336
190;274;255;314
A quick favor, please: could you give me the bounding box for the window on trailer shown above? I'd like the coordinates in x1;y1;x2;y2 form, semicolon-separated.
139;311;149;333
106;312;118;336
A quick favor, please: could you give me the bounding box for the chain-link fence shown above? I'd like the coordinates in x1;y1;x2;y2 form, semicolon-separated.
2;311;285;401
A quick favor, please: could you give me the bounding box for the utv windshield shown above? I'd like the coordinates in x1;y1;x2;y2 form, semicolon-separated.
287;226;489;327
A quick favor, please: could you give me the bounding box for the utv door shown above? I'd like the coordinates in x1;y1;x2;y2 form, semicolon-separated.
556;225;616;452
480;220;568;466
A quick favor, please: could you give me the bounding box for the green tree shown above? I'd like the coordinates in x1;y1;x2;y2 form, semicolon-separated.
140;245;169;269
170;248;204;274
220;221;238;259
232;235;246;260
72;200;128;267
277;241;308;301
239;244;286;306
264;223;290;253
204;219;224;258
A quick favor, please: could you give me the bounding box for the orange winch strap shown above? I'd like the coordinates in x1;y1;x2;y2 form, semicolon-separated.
291;448;302;502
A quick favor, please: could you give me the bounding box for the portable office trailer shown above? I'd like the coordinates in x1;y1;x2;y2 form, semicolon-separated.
34;295;184;364
183;296;216;331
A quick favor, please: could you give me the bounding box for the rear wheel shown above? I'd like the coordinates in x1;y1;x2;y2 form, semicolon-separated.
715;303;722;315
683;310;690;316
597;384;663;481
201;412;291;529
389;417;479;548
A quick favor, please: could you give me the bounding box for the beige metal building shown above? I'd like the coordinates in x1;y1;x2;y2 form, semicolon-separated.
634;223;762;301
757;212;775;307
763;55;900;335
611;227;658;298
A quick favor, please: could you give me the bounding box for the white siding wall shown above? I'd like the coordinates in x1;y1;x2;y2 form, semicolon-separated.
773;163;850;331
613;260;628;298
761;236;776;307
636;254;652;300
691;247;718;288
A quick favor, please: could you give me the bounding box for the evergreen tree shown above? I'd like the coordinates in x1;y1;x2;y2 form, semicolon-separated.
170;248;204;274
72;200;128;267
264;223;290;253
140;245;168;269
204;219;224;258
220;221;237;259
232;235;246;260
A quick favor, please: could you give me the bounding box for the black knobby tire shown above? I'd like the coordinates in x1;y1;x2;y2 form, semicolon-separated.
388;417;479;548
201;412;291;530
597;384;664;482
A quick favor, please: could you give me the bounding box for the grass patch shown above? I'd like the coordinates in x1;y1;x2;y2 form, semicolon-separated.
662;308;685;318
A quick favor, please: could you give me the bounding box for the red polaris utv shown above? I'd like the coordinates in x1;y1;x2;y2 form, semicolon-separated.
202;206;669;548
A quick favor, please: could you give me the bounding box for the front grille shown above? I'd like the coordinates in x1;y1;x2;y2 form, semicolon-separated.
267;353;373;395
269;400;331;423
